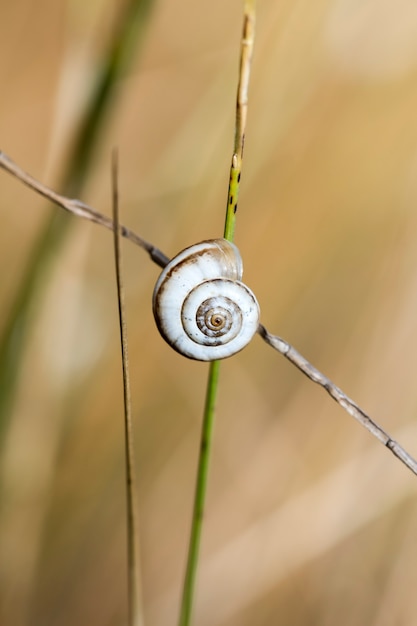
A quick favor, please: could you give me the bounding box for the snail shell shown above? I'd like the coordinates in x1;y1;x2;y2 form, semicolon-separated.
152;239;260;361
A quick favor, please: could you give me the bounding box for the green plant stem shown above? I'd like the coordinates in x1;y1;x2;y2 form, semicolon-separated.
0;0;156;440
178;360;221;626
178;3;256;625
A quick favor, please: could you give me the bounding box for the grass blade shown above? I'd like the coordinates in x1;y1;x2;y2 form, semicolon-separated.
111;150;144;626
178;2;257;624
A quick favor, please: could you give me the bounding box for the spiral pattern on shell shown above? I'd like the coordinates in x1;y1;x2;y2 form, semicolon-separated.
152;239;260;361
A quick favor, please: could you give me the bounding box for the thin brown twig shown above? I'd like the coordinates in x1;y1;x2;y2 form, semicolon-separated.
111;150;144;626
0;150;169;269
258;324;417;476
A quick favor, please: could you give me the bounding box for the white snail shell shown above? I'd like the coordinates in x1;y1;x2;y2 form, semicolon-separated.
152;239;260;361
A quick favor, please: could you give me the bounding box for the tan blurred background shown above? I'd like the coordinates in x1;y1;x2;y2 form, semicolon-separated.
1;0;417;624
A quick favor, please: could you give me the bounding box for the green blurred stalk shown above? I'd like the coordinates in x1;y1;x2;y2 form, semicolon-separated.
0;0;156;439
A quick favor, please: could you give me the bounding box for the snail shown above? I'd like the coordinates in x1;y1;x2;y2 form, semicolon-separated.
152;239;260;361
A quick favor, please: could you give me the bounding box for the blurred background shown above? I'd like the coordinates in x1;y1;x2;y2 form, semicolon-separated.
1;0;417;624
